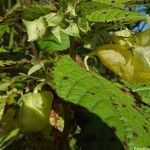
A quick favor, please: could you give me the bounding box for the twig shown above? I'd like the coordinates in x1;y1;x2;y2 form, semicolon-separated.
30;42;40;62
69;36;76;60
58;103;73;150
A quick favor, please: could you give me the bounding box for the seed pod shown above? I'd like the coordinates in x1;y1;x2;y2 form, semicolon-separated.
19;91;53;133
96;44;150;83
23;17;47;41
135;28;150;47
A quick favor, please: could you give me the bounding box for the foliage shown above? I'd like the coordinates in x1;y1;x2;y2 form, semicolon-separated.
52;56;150;149
0;0;150;149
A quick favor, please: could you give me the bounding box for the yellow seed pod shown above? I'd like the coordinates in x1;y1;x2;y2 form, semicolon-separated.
135;28;150;47
96;44;150;83
111;29;134;48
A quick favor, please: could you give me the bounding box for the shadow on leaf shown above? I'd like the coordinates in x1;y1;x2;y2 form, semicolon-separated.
72;105;124;150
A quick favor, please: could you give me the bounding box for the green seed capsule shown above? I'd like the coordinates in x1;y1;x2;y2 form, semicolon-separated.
19;91;53;133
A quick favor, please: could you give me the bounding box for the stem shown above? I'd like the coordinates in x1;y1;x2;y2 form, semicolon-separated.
8;28;14;50
4;2;21;18
30;42;40;62
69;36;76;60
8;0;12;10
0;59;30;73
84;55;90;71
1;0;6;12
58;103;73;150
33;82;45;94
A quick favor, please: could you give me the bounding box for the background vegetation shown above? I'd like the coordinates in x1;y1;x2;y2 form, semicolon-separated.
0;0;150;150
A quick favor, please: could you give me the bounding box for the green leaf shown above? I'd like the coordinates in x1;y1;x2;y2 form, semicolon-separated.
0;82;12;91
0;97;6;121
121;82;150;105
76;2;146;24
37;31;70;51
132;85;150;105
28;62;44;76
4;3;21;18
92;0;126;7
0;48;7;53
83;30;110;49
77;17;90;33
0;128;20;149
92;0;146;8
52;56;150;149
23;17;47;41
0;60;4;67
0;25;10;38
23;3;53;20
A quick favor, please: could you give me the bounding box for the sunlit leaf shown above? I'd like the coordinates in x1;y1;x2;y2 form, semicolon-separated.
28;62;44;76
0;82;12;91
76;2;146;24
52;56;150;149
92;0;147;8
0;97;6;121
